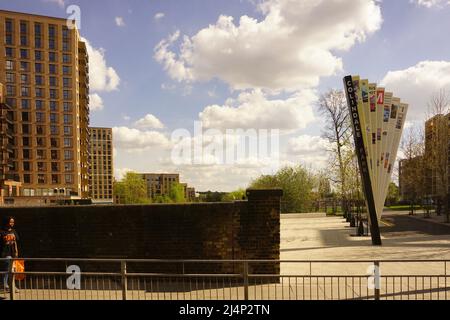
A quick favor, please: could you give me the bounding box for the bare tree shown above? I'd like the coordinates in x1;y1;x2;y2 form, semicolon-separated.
318;89;353;214
426;89;450;222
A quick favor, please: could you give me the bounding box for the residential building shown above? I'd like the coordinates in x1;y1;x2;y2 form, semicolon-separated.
0;10;90;204
89;127;113;203
141;173;179;199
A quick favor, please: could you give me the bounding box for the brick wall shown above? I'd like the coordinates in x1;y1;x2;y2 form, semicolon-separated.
0;189;282;274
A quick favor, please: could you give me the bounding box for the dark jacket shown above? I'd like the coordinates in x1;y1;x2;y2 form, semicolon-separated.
0;228;19;258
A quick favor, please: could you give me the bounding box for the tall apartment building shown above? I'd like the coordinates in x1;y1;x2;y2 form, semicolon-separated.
89;127;113;203
141;173;179;199
424;113;450;198
0;10;90;202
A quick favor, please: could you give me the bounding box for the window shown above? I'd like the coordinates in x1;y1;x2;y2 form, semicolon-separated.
49;39;56;50
35;23;42;36
63;78;70;88
65;174;73;184
5;47;13;57
50;113;58;123
63;66;70;75
21;74;29;84
49;89;57;99
64;150;73;160
64;126;72;135
35;63;43;73
49;52;57;62
49;64;57;74
5;34;13;45
20;22;27;34
36;137;45;147
35;50;42;61
6;73;15;83
63;41;70;51
22;137;30;147
63;54;71;63
49;77;57;87
38;174;45;184
6;60;14;70
6;85;15;96
23;174;31;184
21;87;30;97
51;150;58;160
64;114;72;124
36;112;44;123
64;138;72;148
64;163;74;172
35;100;44;110
6;20;13;33
62;27;69;39
23;149;31;159
50;126;58;135
51;175;59;184
21;99;30;109
20;35;27;46
35;37;42;48
50;101;58;111
5;98;15;107
37;150;45;160
63;102;72;112
23;162;31;172
22;124;30;134
38;162;46;172
36;88;44;98
48;25;56;38
20;61;29;72
20;49;28;59
34;75;43;86
51;163;59;172
63;90;71;100
51;138;58;148
36;126;45;135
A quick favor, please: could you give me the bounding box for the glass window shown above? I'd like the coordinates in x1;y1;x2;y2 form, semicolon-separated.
23;149;31;159
21;87;30;97
35;37;42;48
49;64;57;74
36;112;44;123
62;27;69;39
37;150;45;160
6;85;15;96
38;162;46;172
23;162;31;171
35;63;43;73
6;73;15;83
63;102;72;112
64;163;73;172
36;126;45;135
35;23;42;35
51;163;59;172
6;60;14;70
50;113;58;123
35;50;42;61
64;150;73;160
49;89;57;99
23;174;31;184
21;99;30;109
35;100;44;110
36;88;44;98
38;174;45;184
63;78;70;88
51;138;58;148
49;77;57;87
36;137;45;147
20;35;27;46
20;49;28;59
63;90;71;100
51;150;58;160
50;101;58;111
62;66;70;75
6;34;13;45
52;175;59;184
64;126;72;135
63;41;70;51
48;25;56;38
65;174;73;184
50;126;58;135
64;114;72;124
49;52;57;62
6;98;16;107
20;22;27;34
35;75;44;86
22;137;30;147
63;54;71;63
5;47;13;57
22;124;30;134
6;20;13;33
49;39;56;50
21;74;29;84
20;62;29;72
64;138;72;148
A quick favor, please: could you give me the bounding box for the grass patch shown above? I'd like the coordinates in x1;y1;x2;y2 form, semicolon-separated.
386;205;423;211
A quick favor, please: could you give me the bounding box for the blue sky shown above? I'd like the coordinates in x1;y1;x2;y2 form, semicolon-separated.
1;0;450;191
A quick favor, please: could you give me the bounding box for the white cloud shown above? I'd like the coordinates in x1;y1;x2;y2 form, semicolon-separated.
134;114;165;129
411;0;450;8
43;0;65;7
113;127;171;151
381;60;450;121
81;37;121;92
114;168;135;181
154;12;165;20
89;93;104;111
154;0;382;91
199;89;317;130
115;17;126;27
288;135;330;155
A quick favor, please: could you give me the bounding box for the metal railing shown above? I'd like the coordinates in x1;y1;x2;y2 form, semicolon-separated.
0;258;448;301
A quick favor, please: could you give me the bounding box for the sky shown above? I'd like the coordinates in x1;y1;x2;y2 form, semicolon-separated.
1;0;450;191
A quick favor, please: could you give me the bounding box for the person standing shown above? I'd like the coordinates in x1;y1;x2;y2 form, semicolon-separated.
0;217;19;292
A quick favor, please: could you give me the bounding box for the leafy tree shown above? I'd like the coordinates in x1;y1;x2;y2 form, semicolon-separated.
385;183;400;206
113;172;151;204
250;165;316;213
169;183;186;203
222;189;246;201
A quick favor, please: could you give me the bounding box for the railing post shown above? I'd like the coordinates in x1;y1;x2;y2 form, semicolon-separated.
8;258;15;301
374;261;380;301
243;261;249;301
121;261;127;301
